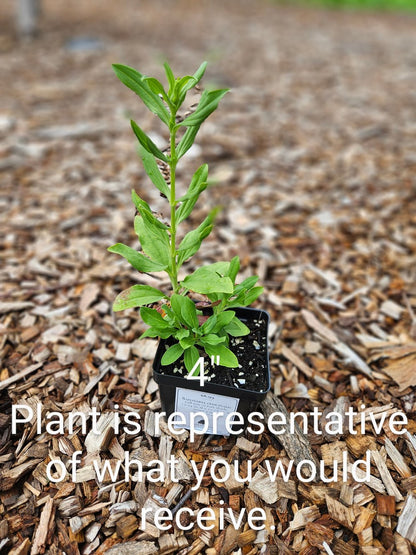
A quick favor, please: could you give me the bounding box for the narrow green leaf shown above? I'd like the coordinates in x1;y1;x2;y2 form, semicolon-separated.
192;61;208;85
131;120;168;162
235;276;259;293
108;243;166;273
184;346;200;373
226;286;264;309
161;343;184;365
113;285;166;311
131;191;168;230
224;316;250;337
143;77;166;98
138;146;170;198
161;303;175;321
176;75;196;96
177;208;218;267
141;327;168;339
178;164;209;202
181;266;234;295
177;223;213;253
176;61;207;104
177;226;213;268
176;181;208;224
176;124;200;159
179;336;196;349
212;311;235;331
243;286;264;305
178;89;229;128
131;189;151;213
200;314;217;335
170;294;185;325
113;64;170;125
200;334;227;346
175;328;190;340
180;295;199;330
134;215;170;267
164;62;175;96
169;295;198;329
140;307;169;328
176;164;209;224
228;256;240;283
203;344;238;368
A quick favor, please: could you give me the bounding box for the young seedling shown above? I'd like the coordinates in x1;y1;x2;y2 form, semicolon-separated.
109;61;263;373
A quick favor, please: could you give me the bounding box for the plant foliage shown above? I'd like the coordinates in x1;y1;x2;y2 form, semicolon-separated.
109;61;263;372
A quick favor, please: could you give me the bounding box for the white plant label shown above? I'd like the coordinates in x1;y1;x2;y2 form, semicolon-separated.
174;387;239;436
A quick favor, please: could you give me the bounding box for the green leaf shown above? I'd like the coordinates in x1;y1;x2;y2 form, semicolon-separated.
181;265;234;295
235;276;259;293
184;346;200;373
176;124;200;159
164;62;175;96
170;294;198;329
175;328;190;341
143;77;166;98
175;61;207;105
176;164;209;224
179;336;196;349
178;164;209;202
178;89;229;128
113;285;166;311
177;224;213;257
200;314;218;335
176;76;197;102
108;243;166;273
170;294;184;324
203;344;238;368
176;186;208;224
140;307;169;328
134;215;170;267
140;327;171;339
131;120;168;162
161;303;175;321
112;64;170;125
227;286;264;308
180;296;199;329
224;316;250;337
192;61;208;86
242;286;264;306
161;343;184;366
131;190;168;230
199;334;227;346
138;146;170;198
228;256;240;283
204;261;230;275
177;208;218;267
212;310;235;332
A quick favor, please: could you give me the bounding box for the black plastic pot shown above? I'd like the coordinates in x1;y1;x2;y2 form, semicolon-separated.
153;307;271;436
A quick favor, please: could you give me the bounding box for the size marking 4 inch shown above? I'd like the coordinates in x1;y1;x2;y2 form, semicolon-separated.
186;356;220;387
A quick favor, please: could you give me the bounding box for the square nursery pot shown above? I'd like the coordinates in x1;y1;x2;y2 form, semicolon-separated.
153;307;271;436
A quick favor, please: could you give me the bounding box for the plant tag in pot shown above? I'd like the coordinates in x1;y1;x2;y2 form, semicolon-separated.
173;388;239;436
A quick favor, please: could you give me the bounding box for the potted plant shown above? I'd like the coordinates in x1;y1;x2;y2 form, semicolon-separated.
109;61;270;436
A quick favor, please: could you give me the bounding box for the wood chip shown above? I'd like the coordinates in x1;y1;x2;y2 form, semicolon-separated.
396;493;416;544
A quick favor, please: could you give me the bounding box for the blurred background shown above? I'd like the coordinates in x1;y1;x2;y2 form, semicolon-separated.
1;0;416;314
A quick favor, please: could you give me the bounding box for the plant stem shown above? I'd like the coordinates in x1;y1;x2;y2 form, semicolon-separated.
169;117;179;293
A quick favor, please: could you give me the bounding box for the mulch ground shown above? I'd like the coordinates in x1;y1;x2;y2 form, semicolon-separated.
1;0;416;553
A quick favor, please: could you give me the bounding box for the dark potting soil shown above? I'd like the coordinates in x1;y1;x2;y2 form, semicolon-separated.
156;314;269;393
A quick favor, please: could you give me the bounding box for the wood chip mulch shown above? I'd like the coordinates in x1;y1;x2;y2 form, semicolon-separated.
1;1;416;553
